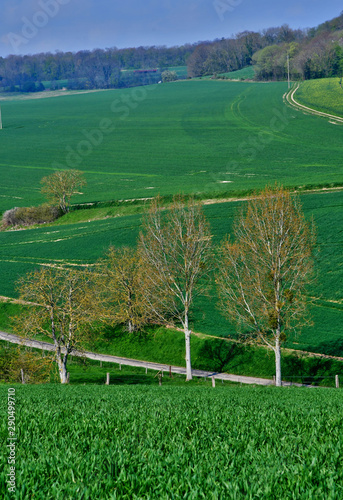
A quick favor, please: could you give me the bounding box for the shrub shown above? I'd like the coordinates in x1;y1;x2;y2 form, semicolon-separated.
0;344;53;383
2;208;18;227
2;204;62;227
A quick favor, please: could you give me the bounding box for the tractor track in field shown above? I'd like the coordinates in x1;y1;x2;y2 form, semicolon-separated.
285;83;343;124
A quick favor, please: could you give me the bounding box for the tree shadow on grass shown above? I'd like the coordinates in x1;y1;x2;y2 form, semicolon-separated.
195;339;244;373
306;338;343;357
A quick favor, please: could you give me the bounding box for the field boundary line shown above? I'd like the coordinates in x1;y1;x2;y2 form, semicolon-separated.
285;83;343;123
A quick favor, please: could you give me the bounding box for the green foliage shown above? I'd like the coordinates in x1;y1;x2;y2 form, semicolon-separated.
2;204;61;227
161;70;178;83
0;385;343;498
0;343;52;383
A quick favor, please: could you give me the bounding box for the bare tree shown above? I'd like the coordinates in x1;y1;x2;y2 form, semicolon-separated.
15;266;99;384
217;186;315;386
139;196;212;380
99;246;151;333
41;169;86;213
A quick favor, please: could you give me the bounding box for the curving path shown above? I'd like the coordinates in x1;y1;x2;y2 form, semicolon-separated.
285;83;343;123
0;330;282;386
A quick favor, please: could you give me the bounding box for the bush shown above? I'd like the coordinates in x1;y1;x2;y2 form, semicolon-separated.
0;344;53;383
161;70;178;83
2;204;62;227
2;208;18;227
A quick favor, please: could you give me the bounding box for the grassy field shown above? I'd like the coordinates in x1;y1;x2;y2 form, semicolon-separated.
219;66;256;79
0;190;342;353
1;385;342;499
1;80;343;213
295;78;343;117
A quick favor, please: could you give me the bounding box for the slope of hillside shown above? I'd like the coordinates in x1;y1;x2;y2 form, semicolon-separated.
295;78;343;117
1;81;343;213
0;190;342;353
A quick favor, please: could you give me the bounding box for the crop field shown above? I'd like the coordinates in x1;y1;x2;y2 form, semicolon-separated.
0;190;342;353
219;66;256;79
295;78;343;117
1;385;343;499
1;80;343;213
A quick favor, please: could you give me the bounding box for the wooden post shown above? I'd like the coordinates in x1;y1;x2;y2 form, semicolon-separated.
212;377;216;388
106;373;110;385
222;378;223;384
273;376;276;385
145;366;148;375
336;375;339;389
100;360;102;368
21;369;25;384
158;373;162;386
67;372;70;384
169;366;172;378
119;363;121;370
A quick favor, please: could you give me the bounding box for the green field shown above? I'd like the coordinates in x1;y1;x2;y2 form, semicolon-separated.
219;66;256;79
1;80;343;213
167;66;188;78
295;78;343;117
1;385;342;499
0;190;342;353
0;78;342;356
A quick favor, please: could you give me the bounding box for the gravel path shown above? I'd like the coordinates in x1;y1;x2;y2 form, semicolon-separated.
285;84;343;123
0;330;279;386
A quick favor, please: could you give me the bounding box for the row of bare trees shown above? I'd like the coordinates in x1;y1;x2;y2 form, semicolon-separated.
15;187;315;386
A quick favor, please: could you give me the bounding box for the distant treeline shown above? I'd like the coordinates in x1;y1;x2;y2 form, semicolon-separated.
1;12;343;92
188;13;343;80
0;45;192;92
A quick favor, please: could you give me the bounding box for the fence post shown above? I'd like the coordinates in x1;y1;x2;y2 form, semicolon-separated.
106;373;110;385
158;373;162;386
273;376;276;386
336;375;339;389
119;363;121;370
145;366;148;375
67;372;70;384
212;377;216;388
100;360;102;368
21;369;25;384
169;366;172;378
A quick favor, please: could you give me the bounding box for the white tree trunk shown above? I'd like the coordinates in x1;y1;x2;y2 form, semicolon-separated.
274;335;282;387
184;312;192;381
56;354;68;384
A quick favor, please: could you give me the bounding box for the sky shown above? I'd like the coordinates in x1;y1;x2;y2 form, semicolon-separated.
0;0;342;58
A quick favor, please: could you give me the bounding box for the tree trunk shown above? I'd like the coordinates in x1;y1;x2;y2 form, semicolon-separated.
56;354;68;384
184;312;192;381
274;335;282;387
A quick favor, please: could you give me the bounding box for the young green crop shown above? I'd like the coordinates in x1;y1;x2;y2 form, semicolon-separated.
1;80;343;212
0;385;342;499
295;78;343;117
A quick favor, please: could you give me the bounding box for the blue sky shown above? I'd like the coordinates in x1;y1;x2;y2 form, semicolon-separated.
0;0;342;57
